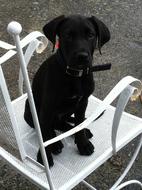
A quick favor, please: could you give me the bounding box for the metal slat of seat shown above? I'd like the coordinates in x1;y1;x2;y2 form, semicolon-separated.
0;87;21;159
12;93;142;190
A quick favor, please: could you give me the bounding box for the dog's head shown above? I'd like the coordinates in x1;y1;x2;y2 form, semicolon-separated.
43;15;110;70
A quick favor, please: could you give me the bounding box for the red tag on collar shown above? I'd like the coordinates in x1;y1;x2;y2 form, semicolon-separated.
55;41;60;49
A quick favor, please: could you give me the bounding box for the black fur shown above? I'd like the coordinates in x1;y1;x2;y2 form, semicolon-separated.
24;15;110;167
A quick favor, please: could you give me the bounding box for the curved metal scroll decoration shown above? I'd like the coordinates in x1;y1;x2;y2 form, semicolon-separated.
0;30;48;65
0;30;48;95
110;80;142;190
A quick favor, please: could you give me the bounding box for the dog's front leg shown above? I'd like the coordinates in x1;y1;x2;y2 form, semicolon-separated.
37;102;63;167
75;97;94;155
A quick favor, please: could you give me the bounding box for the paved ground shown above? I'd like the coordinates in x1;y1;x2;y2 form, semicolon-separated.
0;0;142;189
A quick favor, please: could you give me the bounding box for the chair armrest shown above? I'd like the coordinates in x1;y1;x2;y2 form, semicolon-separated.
43;76;142;148
111;85;136;154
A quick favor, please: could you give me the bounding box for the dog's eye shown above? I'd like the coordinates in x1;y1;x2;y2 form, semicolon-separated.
65;33;73;41
87;32;95;39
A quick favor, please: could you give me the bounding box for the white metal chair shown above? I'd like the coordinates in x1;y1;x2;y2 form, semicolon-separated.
0;21;142;190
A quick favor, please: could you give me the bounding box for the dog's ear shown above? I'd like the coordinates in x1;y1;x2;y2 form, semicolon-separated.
43;15;65;51
88;16;110;54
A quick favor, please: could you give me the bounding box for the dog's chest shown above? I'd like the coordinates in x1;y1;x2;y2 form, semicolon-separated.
56;76;94;115
61;75;94;100
72;75;93;92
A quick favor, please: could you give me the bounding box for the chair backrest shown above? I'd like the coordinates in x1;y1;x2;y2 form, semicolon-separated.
0;28;48;160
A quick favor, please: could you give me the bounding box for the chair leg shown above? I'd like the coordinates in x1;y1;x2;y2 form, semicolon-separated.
110;134;142;190
114;180;142;190
82;180;97;190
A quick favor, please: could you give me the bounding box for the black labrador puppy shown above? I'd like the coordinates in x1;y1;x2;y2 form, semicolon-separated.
24;15;110;167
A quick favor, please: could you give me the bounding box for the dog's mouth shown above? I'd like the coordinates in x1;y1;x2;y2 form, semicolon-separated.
66;57;92;77
68;54;92;70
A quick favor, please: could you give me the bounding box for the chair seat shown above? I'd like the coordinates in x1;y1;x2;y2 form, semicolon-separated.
4;94;141;190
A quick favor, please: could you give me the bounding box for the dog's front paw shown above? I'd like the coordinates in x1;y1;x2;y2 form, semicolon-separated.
50;140;64;155
37;149;54;167
76;140;94;155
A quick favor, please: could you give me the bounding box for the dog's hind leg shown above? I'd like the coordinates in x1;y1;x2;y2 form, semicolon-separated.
24;99;35;128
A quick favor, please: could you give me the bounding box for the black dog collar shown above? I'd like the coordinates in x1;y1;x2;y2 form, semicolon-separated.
66;64;112;77
66;66;90;77
56;50;111;77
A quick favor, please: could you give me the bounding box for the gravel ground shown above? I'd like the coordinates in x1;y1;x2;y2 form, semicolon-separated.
0;0;142;189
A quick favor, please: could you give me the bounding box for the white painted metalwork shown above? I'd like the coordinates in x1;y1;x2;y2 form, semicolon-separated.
114;180;142;190
43;76;142;148
18;39;42;95
111;85;136;154
110;134;142;190
0;21;142;190
82;180;97;190
8;21;55;190
0;65;26;159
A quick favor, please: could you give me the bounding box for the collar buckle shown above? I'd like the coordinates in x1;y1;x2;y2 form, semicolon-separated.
66;66;84;77
86;67;90;74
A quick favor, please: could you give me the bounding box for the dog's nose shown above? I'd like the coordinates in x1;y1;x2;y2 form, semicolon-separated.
76;52;89;62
